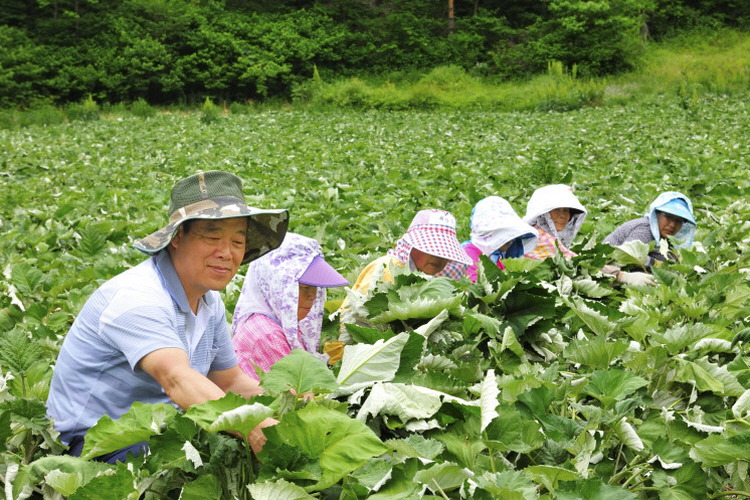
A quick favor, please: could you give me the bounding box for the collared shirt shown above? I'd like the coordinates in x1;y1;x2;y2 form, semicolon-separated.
46;251;237;443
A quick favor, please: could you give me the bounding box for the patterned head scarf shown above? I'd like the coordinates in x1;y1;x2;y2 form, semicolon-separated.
524;184;587;247
388;209;473;281
470;196;538;257
646;191;696;248
232;233;341;357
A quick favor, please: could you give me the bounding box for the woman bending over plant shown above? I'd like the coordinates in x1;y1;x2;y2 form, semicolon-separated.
232;233;349;379
462;196;538;282
603;191;697;286
523;184;587;260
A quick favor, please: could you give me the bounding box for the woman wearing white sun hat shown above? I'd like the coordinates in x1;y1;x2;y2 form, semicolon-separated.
462;196;539;282
523;184;587;260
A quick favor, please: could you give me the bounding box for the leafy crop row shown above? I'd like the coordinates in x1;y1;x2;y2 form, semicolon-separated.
1;94;750;498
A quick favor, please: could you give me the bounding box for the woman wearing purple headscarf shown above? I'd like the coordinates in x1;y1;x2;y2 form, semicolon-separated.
231;233;349;379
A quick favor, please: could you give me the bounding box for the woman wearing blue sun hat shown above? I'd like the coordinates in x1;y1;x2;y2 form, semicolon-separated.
603;191;696;285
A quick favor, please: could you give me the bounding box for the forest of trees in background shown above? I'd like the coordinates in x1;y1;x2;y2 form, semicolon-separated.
0;0;747;107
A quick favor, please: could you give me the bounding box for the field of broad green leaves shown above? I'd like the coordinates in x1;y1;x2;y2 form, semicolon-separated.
2;93;750;499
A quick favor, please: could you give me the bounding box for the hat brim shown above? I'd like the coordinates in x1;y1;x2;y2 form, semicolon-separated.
298;255;349;287
133;196;289;265
656;203;695;226
408;227;473;266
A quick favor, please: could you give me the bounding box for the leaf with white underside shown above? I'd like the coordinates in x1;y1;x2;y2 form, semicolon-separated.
480;369;499;432
337;332;409;390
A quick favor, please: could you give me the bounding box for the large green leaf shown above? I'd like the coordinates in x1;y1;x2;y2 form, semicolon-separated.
564;337;628;369
25;456;110;495
10;263;45;297
366;276;463;324
184;394;274;436
336;332;408;391
246;479;316;500
264;404;388;491
690;431;750;466
672;358;728;395
651;462;708;500
385;434;444;460
556;478;637;499
503;289;557;336
611;240;651;268
260;349;339;396
180;474;222;500
356;383;442;422
524;466;578;492
653;323;714;354
68;464;138;500
484;403;545;453
584;369;648;408
413;462;471;493
564;297;617;336
81;402;178;460
473;470;539;500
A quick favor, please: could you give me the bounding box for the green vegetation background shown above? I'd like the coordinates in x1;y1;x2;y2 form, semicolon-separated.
1;0;749;110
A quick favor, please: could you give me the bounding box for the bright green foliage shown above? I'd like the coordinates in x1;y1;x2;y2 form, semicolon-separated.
82;402;178;459
2;96;750;497
260;404;389;491
2;1;745;106
260;349;339;397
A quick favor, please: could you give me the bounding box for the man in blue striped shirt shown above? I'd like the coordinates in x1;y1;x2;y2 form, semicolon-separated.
46;171;288;463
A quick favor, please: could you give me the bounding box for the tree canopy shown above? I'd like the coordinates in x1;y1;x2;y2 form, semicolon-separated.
0;0;746;107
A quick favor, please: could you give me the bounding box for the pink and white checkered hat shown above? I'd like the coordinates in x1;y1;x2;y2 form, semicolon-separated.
389;209;472;281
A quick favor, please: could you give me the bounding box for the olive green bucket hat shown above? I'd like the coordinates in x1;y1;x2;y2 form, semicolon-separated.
133;170;289;264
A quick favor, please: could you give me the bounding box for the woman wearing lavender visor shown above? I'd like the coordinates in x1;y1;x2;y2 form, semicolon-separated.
231;233;349;379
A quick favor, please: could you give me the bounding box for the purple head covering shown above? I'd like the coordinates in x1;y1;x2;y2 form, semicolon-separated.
232;233;345;357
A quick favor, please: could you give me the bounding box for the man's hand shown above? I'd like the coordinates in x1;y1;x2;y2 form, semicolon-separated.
617;271;656;286
248;417;278;455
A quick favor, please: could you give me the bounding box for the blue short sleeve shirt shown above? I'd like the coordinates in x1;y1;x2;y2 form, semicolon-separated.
46;251;238;443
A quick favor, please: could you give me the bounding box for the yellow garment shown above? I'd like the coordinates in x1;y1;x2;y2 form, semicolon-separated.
350;255;401;295
323;341;345;364
334;255;404;344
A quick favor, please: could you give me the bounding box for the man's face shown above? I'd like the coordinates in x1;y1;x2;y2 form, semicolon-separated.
656;211;685;239
410;248;448;275
169;218;247;307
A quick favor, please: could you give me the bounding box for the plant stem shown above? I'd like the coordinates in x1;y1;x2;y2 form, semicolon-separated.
432;479;450;500
709;491;750;498
612;442;624;481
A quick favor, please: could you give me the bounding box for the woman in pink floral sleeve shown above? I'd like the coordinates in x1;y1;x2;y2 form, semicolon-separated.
231;233;348;379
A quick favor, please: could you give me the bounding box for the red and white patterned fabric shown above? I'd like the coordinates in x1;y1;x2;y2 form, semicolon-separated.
232;313;295;380
388;209;473;281
525;227;577;260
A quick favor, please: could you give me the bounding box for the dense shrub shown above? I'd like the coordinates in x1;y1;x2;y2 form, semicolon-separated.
0;0;744;107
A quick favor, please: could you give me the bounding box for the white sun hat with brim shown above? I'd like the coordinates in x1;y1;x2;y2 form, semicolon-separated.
470;196;538;256
523;184;587;225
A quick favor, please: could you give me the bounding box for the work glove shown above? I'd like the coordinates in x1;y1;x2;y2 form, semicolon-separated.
617;271;656;287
